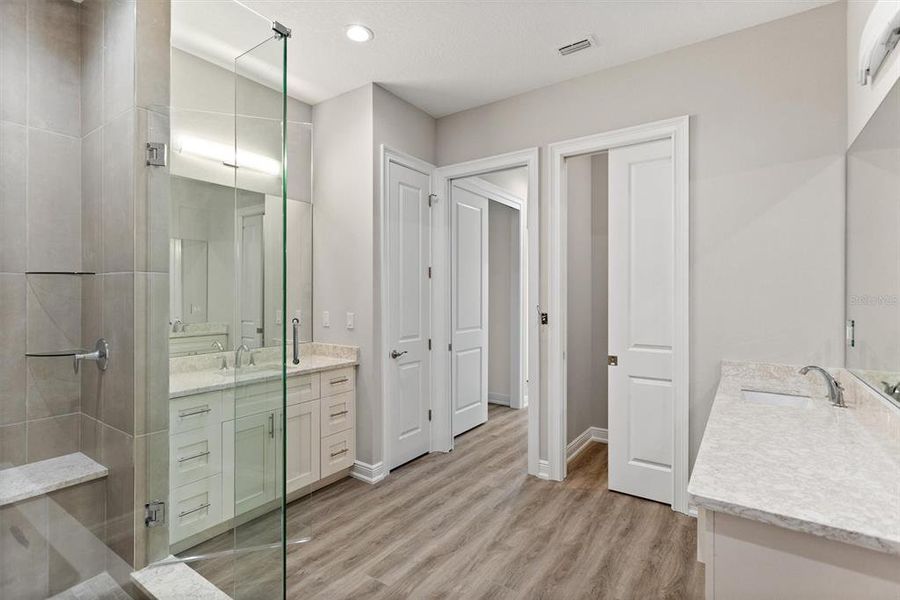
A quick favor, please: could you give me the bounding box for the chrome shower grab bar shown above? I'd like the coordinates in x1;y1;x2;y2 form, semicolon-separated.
292;318;300;365
74;339;109;374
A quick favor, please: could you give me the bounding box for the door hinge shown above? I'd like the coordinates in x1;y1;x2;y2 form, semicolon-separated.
428;338;432;350
428;193;438;207
145;142;167;167
847;319;856;348
428;409;432;421
144;500;166;527
448;343;452;351
428;266;432;279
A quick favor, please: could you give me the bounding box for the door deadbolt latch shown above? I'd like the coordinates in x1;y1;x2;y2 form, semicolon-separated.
608;355;618;366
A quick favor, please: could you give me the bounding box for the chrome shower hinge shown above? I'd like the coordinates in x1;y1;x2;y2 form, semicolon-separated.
145;500;166;528
273;21;292;38
146;142;167;167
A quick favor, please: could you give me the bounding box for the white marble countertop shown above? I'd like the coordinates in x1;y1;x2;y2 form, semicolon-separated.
0;452;108;506
689;361;900;555
132;556;230;600
170;344;359;398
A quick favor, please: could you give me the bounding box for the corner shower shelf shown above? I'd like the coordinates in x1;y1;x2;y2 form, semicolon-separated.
0;452;107;506
25;271;96;276
25;350;83;357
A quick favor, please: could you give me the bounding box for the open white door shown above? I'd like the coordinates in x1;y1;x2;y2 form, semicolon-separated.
608;139;674;504
240;213;264;348
386;161;432;469
450;181;489;436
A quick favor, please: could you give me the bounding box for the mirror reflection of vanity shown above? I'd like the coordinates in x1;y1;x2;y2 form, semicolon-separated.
846;77;900;407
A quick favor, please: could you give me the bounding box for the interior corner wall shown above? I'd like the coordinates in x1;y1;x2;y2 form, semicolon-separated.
847;0;900;146
488;201;516;402
590;154;609;433
434;1;847;467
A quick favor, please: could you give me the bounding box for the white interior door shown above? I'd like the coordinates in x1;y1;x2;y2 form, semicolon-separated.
387;161;432;470
451;182;489;436
240;213;264;348
608;139;674;504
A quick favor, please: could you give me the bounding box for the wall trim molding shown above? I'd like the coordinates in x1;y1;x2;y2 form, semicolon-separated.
349;460;388;485
537;459;552;480
488;392;511;406
566;426;608;462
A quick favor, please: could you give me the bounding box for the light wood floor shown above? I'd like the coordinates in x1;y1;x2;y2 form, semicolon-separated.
188;405;703;599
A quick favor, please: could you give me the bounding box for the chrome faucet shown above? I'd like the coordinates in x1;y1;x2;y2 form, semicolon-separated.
211;341;227;370
881;381;900;401
235;344;250;369
799;365;845;408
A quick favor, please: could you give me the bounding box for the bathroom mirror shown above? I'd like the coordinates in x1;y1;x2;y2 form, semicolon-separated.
845;76;900;406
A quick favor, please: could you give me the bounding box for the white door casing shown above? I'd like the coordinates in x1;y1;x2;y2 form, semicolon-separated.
450;181;490;436
607;139;675;504
240;212;264;348
386;160;433;469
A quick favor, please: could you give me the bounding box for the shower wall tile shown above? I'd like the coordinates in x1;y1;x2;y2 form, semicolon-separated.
0;496;49;600
80;0;103;135
101;422;134;566
0;274;26;427
82;129;102;273
103;0;135;125
135;109;170;273
27;129;82;273
80;414;101;463
26;275;81;354
133;430;167;569
102;110;135;273
135;0;170;112
0;423;25;469
81;275;102;419
0;0;27;125
26;356;79;420
101;273;134;434
134;272;168;435
26;413;80;462
28;0;81;137
47;479;107;595
0;122;27;273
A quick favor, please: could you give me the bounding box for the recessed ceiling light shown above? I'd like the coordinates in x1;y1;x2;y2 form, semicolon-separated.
345;24;374;43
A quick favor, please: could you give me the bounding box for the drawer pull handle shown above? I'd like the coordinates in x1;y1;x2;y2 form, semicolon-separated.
178;503;211;518
179;406;211;418
177;450;210;463
330;448;349;458
329;376;349;385
330;410;349;418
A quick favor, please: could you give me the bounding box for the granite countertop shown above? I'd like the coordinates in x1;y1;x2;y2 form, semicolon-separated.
170;343;359;398
689;361;900;555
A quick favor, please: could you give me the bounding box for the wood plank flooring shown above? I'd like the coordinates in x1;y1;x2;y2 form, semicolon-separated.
187;405;703;599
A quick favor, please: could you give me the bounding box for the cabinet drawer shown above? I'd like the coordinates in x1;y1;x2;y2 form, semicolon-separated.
287;373;320;405
169;475;223;544
170;391;223;435
171;428;222;488
321;429;355;477
321;391;354;437
321;367;355;397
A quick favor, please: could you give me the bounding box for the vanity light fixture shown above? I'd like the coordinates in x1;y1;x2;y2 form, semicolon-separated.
345;24;374;43
176;135;280;176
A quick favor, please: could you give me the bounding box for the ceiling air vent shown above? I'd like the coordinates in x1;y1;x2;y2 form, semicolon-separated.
558;35;597;57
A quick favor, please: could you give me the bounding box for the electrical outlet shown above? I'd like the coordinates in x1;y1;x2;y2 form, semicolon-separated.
346;312;355;330
322;311;330;328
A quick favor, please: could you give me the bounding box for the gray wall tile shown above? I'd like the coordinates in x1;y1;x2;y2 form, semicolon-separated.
26;275;81;354
80;0;103;135
0;274;26;426
0;0;27;125
27;129;82;272
135;1;169;112
102;110;135;273
0;497;49;600
134;272;168;436
26;413;79;462
134;109;170;273
103;0;135;124
47;480;107;595
100;273;134;434
80;413;101;462
26;356;79;420
0;122;27;272
28;0;81;137
0;423;26;469
82;129;102;273
81;275;102;418
133;431;167;569
100;422;134;566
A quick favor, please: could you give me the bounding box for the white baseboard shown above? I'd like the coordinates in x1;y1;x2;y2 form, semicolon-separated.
566;426;608;462
349;460;387;485
537;459;552;480
488;392;510;406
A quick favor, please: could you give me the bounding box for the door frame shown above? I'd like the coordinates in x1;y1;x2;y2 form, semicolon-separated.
547;116;690;514
236;204;266;348
379;146;436;477
433;148;540;477
457;176;526;410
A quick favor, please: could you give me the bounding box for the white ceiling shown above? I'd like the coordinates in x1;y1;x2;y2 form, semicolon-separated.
173;0;834;118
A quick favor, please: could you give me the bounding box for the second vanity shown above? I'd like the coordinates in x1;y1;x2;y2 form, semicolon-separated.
689;362;900;599
167;342;359;550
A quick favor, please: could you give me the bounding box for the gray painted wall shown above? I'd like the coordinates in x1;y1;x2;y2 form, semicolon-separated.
435;2;847;466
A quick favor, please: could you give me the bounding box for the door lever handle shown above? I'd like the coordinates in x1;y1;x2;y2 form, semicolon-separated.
390;350;408;359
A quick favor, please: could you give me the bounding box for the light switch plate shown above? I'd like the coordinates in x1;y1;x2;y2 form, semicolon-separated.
346;312;355;330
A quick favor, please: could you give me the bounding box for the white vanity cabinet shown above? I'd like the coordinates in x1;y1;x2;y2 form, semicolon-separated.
168;365;357;546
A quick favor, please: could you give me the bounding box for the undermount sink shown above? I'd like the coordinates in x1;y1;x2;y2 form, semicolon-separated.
741;390;811;408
